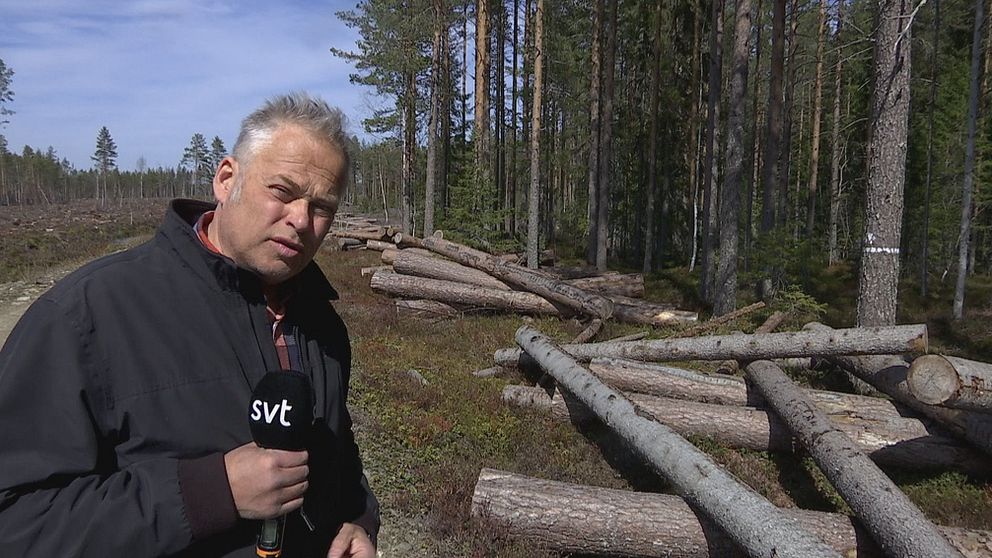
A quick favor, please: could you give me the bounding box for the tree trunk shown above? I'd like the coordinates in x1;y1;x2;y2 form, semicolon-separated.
953;0;985;320
745;360;964;558
805;0;827;238
643;0;663;274
827;0;846;265
564;273;645;298
495;323;927;367
421;236;614;319
371;270;559;315
715;0;752;315
745;0;763;273
424;0;445;236
805;322;992;457
392;249;512;290
760;0;786;235
395;299;460;318
474;0;491;211
687;0;703;270
513;326;843;557
588;357;905;421
471;469;992;558
700;0;724;303
507;0;519;234
504;385;986;474
857;0;912;327
586;0;604;265
402;70;416;235
908;354;992;411
526;0;545;269
596;0;619;271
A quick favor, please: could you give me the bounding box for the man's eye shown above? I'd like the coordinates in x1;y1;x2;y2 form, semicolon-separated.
313;206;335;218
271;186;294;201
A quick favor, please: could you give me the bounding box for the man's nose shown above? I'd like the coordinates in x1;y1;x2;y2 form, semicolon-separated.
286;199;312;231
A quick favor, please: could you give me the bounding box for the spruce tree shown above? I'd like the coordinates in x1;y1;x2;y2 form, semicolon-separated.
0;58;13;127
182;133;211;195
209;136;227;173
92;126;117;203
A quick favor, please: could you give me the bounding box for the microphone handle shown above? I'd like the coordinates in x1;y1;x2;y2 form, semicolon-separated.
256;515;286;558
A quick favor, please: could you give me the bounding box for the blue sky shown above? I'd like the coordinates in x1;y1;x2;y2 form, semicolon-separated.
0;0;385;171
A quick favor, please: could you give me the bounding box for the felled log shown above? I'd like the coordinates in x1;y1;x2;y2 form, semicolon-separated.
805;322;992;457
330;227;387;241
365;239;396;252
716;311;787;374
571;319;603;344
371;271;559;315
494;323;928;368
380;247;434;265
678;301;767;337
908;355;992;411
514;326;843;558
745;360;963;558
336;237;363;250
472;469;992;558
503;385;986;474
609;298;699;325
360;265;391;277
394;299;460;318
391;232;424;248
421;236;614;320
392;249;512;291
587;357;904;421
564;273;645;298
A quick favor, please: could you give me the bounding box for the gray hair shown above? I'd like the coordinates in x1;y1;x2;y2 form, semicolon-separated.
232;92;351;189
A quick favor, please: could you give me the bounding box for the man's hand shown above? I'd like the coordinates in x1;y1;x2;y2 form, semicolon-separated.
327;523;375;558
224;442;309;520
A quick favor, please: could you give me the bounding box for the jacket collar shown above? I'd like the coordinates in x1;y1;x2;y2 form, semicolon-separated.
159;199;339;302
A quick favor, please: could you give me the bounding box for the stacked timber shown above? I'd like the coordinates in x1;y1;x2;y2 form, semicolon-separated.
364;232;698;326
479;321;992;557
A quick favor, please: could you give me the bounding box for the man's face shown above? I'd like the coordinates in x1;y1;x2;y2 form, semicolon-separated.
209;124;345;285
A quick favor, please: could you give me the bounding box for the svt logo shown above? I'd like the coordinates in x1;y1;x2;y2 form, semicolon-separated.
251;399;294;427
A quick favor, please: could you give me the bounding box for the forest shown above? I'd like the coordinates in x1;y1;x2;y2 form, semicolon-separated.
1;0;990;322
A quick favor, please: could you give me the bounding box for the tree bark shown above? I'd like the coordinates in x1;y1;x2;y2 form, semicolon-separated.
371;270;560;315
588;357;905;420
745;360;964;557
423;0;445;236
643;0;663;274
504;384;987;474
471;470;992;558
595;0;619;271
513;326;843;557
908;354;992;410
921;0;940;295
953;0;985;320
827;0;846;265
715;0;751;315
495;323;927;367
700;0;724;303
395;299;460;318
586;0;604;265
805;322;992;457
526;0;544;269
607;299;699;326
402;68;416;235
761;0;786;236
805;0;827;238
421;236;614;319
857;0;912;327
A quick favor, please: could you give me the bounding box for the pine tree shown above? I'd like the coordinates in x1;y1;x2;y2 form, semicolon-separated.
92;126;118;203
182;133;211;196
209;136;227;173
0;58;13;127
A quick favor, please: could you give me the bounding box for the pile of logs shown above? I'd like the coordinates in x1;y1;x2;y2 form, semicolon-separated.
331;226;700;326
474;320;992;557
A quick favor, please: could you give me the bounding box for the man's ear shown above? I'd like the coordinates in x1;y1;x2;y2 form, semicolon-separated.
213;156;238;203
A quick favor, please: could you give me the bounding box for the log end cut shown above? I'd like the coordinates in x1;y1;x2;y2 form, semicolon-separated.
908;354;963;406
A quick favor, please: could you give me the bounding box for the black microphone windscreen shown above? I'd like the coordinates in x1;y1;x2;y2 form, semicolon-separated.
249;370;314;451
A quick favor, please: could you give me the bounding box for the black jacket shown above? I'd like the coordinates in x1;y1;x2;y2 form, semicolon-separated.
0;199;379;557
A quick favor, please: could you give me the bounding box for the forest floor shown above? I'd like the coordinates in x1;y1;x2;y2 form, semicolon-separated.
1;198;991;557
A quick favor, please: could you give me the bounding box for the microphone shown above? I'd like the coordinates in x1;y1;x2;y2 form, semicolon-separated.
249;370;314;558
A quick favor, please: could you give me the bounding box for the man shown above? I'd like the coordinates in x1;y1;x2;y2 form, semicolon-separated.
0;93;379;557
